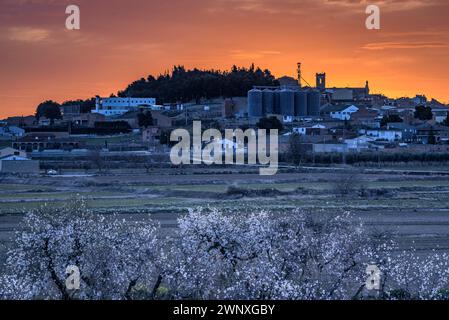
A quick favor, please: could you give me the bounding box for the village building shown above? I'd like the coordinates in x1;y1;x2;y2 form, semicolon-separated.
5;116;36;127
321;104;359;121
387;123;418;143
359;128;403;142
293;124;327;136
64;113;106;127
351;107;380;128
0;155;39;174
415;124;449;144
116;110;173;130
142;127;162;144
0;125;25;138
93;96;156;117
344;135;376;151
0;147;27;158
12;134;82;152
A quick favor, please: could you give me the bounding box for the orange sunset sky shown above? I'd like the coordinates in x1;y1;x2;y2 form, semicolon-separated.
0;0;448;118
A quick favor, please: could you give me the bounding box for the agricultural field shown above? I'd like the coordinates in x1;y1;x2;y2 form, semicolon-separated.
1;166;449;268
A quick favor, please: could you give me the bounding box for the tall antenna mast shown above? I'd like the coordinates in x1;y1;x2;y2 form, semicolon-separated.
297;62;312;88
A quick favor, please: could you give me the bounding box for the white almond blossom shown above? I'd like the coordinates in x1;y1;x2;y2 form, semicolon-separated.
1;201;449;300
0;200;161;300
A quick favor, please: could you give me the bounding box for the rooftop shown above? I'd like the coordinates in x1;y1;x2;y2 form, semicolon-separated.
321;104;358;113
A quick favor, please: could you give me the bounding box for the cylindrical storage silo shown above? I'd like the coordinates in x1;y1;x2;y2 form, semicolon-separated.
273;90;281;114
248;89;263;117
262;89;274;115
295;90;308;117
280;88;295;116
307;90;320;116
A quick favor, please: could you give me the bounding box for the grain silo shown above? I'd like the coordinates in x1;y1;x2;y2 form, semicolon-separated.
248;89;263;117
280;88;295;116
262;89;274;115
294;90;308;117
273;90;281;114
307;89;321;116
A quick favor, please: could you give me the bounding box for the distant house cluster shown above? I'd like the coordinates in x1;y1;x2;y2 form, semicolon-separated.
1;63;449;173
237;71;449;154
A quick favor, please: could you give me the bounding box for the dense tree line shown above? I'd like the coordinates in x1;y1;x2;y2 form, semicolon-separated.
283;151;449;165
34;65;277;118
118;65;279;104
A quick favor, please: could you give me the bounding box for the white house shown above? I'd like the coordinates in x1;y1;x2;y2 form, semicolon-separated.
387;123;418;142
293;124;326;135
359;129;402;142
433;110;448;124
283;116;294;123
0;126;25;137
322;104;359;121
344;135;375;150
93;96;156;116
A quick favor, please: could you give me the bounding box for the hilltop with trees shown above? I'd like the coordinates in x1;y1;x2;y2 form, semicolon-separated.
118;64;279;104
33;65;279;117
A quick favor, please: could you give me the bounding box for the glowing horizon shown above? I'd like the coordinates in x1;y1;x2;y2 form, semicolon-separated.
0;0;448;118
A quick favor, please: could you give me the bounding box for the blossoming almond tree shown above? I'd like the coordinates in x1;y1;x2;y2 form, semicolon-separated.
0;200;162;300
383;249;449;300
166;209;376;300
2;201;449;300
